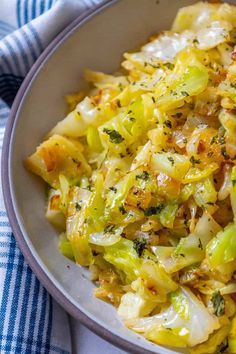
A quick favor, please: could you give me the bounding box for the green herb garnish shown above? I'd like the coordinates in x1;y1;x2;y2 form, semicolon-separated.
221;146;230;159
136;171;149;181
210;135;218;145
164;120;172;129
103;128;124;144
133;239;147;257
104;224;116;233
75;202;82;211
168;156;175;166
181;91;189;97
211;291;225;317
144;204;165;216
164;62;174;70
190;156;201;166
119;205;127;215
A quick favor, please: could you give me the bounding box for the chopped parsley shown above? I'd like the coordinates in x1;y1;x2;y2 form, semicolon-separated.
75;202;82;211
104;224;116;233
133;239;147;257
103;128;124;144
193;38;199;44
163;120;172;129
221;146;230;159
219;136;226;145
210;135;218;145
136;171;149;181
85;184;92;191
175;112;183;118
198;238;203;250
109;186;117;193
211;291;225;317
232;179;236;187
148;62;161;69
144;204;165;216
119;205;127;215
118;83;123;91
181;91;189;97
168;156;175;166
190;156;201;166
164;62;174;70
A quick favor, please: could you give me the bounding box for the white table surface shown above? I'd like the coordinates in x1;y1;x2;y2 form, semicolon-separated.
69;317;128;354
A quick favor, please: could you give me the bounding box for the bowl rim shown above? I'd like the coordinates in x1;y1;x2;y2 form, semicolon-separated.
1;1;160;353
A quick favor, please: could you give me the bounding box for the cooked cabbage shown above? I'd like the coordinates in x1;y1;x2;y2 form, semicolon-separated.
126;286;219;347
26;2;236;352
229;316;236;353
46;188;65;230
206;223;236;269
25;134;91;189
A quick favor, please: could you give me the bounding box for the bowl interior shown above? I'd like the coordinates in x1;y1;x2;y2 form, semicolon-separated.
7;0;216;353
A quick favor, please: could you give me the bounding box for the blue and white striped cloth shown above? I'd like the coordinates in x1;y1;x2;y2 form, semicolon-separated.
0;1;104;353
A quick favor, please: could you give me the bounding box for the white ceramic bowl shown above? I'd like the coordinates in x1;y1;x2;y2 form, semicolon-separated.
3;1;234;353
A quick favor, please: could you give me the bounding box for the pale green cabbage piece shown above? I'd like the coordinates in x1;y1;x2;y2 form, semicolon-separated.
104;238;142;283
172;2;236;32
150;152;191;181
117;291;155;320
190;325;230;354
127;286;219;347
159;202;178;228
156;64;209;111
117;278;159;320
99;98;149;156
141;31;193;61
170;289;190;320
104;238;177;291
104;170;136;219
152;213;221;273
67;173;105;266
193;177;217;209
206;223;236;269
58;233;75;261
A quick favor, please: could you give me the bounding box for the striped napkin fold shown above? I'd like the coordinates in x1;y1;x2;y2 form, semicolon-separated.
0;1;103;353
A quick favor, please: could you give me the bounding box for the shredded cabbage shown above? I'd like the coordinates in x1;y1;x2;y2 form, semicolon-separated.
126;286;219;347
26;2;236;352
206;223;236;269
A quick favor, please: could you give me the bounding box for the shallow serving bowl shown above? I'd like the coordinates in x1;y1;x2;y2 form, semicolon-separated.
2;0;235;353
